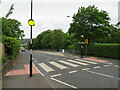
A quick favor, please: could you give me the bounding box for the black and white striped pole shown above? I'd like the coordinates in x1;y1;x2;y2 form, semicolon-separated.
28;0;35;77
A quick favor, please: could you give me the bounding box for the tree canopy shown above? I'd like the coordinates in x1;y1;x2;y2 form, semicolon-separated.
1;4;25;39
2;17;25;39
68;5;111;43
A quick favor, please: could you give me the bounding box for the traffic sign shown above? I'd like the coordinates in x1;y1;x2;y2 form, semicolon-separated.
28;19;35;26
84;39;88;44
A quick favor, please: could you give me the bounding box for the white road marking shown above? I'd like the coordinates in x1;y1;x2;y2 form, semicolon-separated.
38;63;55;72
104;65;111;67
49;61;67;70
32;63;44;77
82;68;90;71
59;60;79;67
68;60;88;66
117;78;120;80
114;65;120;68
51;74;61;78
34;59;36;62
93;66;101;69
108;63;113;65
87;71;114;78
51;78;77;89
69;70;77;74
75;59;97;64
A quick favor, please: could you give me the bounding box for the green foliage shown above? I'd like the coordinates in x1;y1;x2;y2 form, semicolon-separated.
2;35;20;63
51;29;65;50
87;44;120;59
33;29;71;50
68;5;111;43
1;17;25;39
5;4;14;18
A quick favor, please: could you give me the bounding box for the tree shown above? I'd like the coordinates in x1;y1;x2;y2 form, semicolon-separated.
33;30;53;49
5;4;14;18
51;29;65;50
2;17;25;39
109;25;120;43
33;29;66;50
68;5;111;43
40;30;52;49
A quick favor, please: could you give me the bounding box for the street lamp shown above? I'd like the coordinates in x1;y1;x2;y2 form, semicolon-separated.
28;0;35;77
67;16;76;54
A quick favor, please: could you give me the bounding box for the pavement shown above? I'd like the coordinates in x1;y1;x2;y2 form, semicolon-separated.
2;50;120;89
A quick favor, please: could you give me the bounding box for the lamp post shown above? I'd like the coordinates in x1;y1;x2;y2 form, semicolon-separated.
28;0;35;77
67;16;76;54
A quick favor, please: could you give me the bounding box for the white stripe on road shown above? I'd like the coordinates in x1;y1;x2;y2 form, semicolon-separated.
87;71;114;78
75;59;97;64
82;68;90;71
59;60;79;67
69;70;77;74
93;66;101;69
108;63;113;65
32;63;44;77
38;63;55;72
68;60;88;66
104;65;111;67
51;74;61;78
51;78;77;89
49;61;67;70
117;78;120;80
114;65;120;68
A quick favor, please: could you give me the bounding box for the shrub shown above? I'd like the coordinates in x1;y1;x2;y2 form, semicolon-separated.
87;44;120;59
2;35;20;62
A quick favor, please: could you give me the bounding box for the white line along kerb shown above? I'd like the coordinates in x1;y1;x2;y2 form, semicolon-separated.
32;63;44;77
51;78;77;89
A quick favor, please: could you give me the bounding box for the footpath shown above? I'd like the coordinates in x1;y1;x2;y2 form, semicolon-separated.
2;51;52;89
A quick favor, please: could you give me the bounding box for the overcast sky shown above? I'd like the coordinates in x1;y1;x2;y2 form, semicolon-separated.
1;0;120;38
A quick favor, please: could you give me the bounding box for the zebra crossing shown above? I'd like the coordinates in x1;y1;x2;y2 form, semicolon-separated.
37;58;102;73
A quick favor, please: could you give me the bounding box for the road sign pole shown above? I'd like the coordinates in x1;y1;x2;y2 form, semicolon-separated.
30;0;33;77
85;44;87;56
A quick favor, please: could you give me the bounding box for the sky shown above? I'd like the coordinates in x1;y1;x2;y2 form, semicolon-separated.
1;0;120;38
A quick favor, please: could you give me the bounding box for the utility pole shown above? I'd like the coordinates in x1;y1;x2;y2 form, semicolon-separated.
28;0;35;77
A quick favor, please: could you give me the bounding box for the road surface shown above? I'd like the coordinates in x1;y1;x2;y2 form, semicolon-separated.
3;50;120;89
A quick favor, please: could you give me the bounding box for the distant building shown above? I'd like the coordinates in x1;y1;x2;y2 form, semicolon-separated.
118;1;120;22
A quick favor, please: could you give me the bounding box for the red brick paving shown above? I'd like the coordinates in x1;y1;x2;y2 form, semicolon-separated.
83;57;109;63
5;64;40;76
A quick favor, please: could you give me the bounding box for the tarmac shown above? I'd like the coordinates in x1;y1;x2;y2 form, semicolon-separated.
2;50;119;89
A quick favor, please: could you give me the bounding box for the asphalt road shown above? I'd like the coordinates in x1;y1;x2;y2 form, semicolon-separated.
4;49;119;89
25;50;120;89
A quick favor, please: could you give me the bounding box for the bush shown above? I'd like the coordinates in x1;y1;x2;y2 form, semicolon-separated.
87;43;120;59
2;35;20;63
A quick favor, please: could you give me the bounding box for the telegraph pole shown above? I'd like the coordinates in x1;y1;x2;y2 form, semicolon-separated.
28;0;35;77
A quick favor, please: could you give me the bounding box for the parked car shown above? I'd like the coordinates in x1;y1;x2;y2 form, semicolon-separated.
20;47;25;52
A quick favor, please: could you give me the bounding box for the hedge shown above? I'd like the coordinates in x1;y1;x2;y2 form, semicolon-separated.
86;44;120;59
2;35;20;63
65;43;120;59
